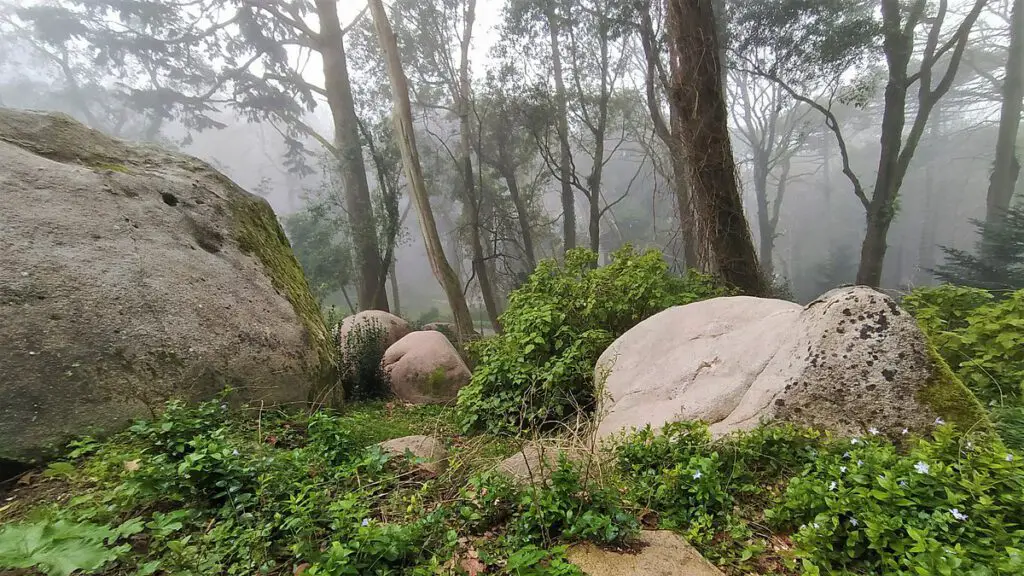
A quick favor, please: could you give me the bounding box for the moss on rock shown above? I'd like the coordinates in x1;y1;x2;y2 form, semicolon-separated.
917;342;991;433
229;194;337;396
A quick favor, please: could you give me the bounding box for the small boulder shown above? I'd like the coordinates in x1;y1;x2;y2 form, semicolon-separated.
377;435;447;477
567;530;724;576
496;443;606;486
595;286;987;440
382;331;470;404
336;310;411;356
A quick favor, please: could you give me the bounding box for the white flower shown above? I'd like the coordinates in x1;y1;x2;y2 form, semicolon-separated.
843;452;851;459
840;466;848;473
361;518;369;527
966;441;974;451
812;523;821;529
829;481;837;491
935;417;945;425
914;461;930;474
868;427;880;436
693;470;703;480
851;438;861;445
899;480;908;488
902;428;909;435
950;508;968;521
857;460;864;466
1006;454;1015;462
232;449;239;456
850;517;859;527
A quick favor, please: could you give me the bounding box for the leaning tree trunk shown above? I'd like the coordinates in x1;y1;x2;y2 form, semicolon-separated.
367;0;474;337
317;0;388;311
665;0;766;295
501;168;537;269
546;5;576;253
986;0;1023;226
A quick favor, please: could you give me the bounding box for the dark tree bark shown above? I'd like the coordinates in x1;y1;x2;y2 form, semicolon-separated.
637;2;700;268
986;0;1023;225
856;0;986;287
316;0;388;311
665;0;766;295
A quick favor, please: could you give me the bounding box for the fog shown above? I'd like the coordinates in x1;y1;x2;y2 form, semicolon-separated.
1;0;1020;321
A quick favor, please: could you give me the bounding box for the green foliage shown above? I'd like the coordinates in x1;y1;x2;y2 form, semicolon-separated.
0;519;136;576
283;204;353;304
905;286;1024;407
457;246;728;434
3;400;637;576
337;319;392;402
616;422;821;550
767;426;1024;575
934;205;1024;291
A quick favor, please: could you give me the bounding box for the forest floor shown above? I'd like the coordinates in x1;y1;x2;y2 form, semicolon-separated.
1;399;1021;576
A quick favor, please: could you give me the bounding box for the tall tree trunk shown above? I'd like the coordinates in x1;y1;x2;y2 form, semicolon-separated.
367;0;474;336
753;151;774;277
317;0;388;311
986;0;1023;225
456;0;500;334
637;2;700;268
389;258;401;317
546;5;576;252
666;0;765;295
501;168;537;269
857;0;986;287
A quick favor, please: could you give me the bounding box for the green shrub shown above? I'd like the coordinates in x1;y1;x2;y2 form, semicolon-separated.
905;286;1024;407
337;318;392;402
0;519;140;576
767;425;1024;575
457;246;728;434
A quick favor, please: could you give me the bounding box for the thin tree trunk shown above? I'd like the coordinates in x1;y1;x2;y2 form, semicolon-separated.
389;259;401;317
546;5;576;252
666;0;765;295
316;0;388;311
857;0;986;287
367;0;474;336
753;151;774;277
501;168;537;269
986;0;1023;225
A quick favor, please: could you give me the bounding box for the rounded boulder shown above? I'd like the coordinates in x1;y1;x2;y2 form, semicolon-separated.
381;331;470;404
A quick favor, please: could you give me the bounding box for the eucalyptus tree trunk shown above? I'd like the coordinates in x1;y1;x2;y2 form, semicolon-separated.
316;0;388;311
986;0;1023;226
367;0;474;336
545;4;577;252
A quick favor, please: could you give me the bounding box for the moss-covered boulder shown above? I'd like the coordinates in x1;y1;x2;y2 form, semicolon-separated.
596;286;988;441
0;108;335;465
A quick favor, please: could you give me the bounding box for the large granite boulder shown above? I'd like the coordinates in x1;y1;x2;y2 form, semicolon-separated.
381;331;470;404
595;286;987;440
0;109;335;464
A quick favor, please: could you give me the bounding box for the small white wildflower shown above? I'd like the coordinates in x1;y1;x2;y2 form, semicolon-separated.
232;449;239;456
843;452;851;459
799;524;807;531
914;461;930;474
829;481;837;491
812;523;821;529
1006;454;1015;462
361;518;370;527
850;518;859;527
693;470;703;480
935;417;945;425
950;508;968;521
899;480;908;488
868;427;880;436
851;438;861;445
221;403;228;411
840;466;848;473
902;428;909;435
857;460;864;466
